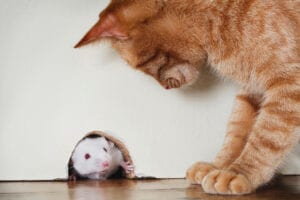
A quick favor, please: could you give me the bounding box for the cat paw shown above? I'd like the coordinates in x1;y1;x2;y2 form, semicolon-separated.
202;169;253;195
186;162;217;184
165;78;181;89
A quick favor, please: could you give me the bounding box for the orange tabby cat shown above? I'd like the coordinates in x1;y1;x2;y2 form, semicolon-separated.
75;0;300;195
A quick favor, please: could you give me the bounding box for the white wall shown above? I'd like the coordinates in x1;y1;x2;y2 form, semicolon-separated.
0;0;298;180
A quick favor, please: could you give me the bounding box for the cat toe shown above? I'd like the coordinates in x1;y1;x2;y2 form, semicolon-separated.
202;169;253;195
186;162;217;184
165;78;181;89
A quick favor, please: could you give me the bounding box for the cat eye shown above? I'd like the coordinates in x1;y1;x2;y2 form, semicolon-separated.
103;147;108;152
85;153;91;160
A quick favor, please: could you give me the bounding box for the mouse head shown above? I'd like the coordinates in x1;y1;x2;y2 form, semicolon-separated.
71;137;115;177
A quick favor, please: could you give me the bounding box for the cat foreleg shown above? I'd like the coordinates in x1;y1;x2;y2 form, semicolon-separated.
202;88;299;195
186;90;260;185
213;91;261;168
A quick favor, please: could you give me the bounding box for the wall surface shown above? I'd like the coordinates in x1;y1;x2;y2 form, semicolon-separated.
0;0;298;180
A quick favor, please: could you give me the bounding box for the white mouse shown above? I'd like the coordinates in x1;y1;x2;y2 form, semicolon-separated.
69;136;134;180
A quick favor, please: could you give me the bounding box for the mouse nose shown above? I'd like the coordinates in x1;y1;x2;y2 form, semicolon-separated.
102;161;109;168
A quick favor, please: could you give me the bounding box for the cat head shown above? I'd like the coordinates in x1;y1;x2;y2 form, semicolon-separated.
75;0;208;89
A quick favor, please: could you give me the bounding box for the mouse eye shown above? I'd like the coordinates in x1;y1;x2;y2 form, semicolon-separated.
103;147;107;152
85;153;91;160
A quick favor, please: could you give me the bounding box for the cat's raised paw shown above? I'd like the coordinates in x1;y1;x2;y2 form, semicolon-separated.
165;78;181;89
186;162;217;184
202;169;252;195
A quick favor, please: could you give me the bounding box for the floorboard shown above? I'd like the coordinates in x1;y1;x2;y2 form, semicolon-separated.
0;176;299;200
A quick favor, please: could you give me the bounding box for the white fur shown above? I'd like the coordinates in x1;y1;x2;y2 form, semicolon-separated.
71;137;123;179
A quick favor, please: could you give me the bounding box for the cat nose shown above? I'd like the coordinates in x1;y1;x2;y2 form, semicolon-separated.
102;161;109;167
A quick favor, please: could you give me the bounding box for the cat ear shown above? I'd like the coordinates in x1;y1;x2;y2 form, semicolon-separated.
74;14;129;48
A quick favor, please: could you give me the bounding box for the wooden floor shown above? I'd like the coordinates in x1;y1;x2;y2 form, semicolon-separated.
0;176;299;200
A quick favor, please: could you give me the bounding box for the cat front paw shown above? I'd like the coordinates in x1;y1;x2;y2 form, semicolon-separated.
202;169;253;195
164;78;181;89
186;162;217;184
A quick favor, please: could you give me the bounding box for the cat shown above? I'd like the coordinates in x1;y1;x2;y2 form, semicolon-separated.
75;0;300;195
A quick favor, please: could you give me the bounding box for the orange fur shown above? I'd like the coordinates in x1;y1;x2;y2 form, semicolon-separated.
76;0;300;195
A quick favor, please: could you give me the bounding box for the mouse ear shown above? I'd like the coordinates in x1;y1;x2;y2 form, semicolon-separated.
108;140;115;149
74;13;129;48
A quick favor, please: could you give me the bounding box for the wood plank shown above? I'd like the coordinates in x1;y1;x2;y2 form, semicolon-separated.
0;176;299;200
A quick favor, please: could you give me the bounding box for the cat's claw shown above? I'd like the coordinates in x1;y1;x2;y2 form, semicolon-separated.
186;162;217;184
201;169;253;195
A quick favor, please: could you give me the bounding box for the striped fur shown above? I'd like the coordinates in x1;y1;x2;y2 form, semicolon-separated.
76;0;300;195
